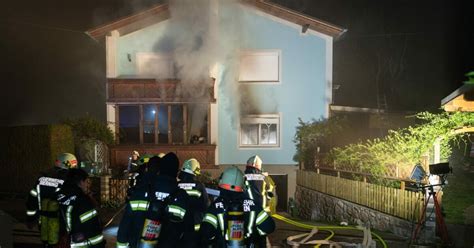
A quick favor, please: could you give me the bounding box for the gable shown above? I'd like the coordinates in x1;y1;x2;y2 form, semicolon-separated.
86;0;345;41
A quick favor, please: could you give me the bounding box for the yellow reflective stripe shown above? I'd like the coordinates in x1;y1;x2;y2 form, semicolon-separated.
36;185;41;211
256;210;269;225
66;205;73;232
26;210;37;216
116;242;129;248
79;209;97;223
168;205;186;218
257;227;266;235
194;224;201;231
30;189;38;197
247;211;255;236
203;214;218;228
130;200;149;211
70;234;103;247
217;213;225;236
186;190;202;197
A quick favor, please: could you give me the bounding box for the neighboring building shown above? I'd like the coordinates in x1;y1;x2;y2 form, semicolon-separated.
87;0;345;206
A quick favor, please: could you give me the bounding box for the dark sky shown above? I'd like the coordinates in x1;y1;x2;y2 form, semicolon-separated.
1;0;473;126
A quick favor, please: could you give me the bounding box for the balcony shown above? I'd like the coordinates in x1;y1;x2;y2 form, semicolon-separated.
107;78;215;103
109;144;216;169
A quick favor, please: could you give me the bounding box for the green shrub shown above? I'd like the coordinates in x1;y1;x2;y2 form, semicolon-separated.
0;125;74;194
64;115;114;145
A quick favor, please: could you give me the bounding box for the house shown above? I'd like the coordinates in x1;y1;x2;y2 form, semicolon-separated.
87;0;345;207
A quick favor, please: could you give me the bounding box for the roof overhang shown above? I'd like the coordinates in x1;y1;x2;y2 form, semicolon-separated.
86;0;346;41
441;84;474;112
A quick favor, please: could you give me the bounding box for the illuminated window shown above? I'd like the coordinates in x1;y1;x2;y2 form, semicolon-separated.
240;115;280;147
239;50;280;82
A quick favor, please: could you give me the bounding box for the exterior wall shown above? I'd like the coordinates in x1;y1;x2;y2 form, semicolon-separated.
111;3;332;167
217;5;330;165
115;21;172;76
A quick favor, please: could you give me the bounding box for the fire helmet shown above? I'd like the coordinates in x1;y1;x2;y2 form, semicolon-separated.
218;166;244;192
132;150;140;157
246;155;262;170
55;153;78;169
157;153;166;158
182;158;201;176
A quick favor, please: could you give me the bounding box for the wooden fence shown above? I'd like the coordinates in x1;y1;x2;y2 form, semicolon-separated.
109;178;129;204
297;170;424;221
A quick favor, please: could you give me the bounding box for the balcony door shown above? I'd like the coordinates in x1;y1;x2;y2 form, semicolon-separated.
118;103;208;145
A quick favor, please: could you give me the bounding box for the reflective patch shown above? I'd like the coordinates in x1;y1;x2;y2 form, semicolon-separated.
155;192;170;201
26;210;37;216
244;174;265;181
38;177;64;188
30;190;38;197
178;183;196;190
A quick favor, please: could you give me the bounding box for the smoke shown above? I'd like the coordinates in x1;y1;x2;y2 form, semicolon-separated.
152;0;245;131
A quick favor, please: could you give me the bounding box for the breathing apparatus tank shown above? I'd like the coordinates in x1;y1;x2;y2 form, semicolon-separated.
225;200;246;248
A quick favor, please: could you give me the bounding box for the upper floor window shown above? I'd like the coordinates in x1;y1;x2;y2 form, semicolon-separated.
240;114;280;147
136;53;174;79
239;50;280;83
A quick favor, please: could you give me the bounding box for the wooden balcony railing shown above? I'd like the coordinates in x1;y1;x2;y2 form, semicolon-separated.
110;144;217;169
107;78;215;103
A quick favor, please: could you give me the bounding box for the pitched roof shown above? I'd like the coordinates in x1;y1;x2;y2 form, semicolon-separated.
441;84;474;112
86;0;346;41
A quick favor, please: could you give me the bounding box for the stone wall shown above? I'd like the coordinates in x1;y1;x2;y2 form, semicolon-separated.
296;185;419;238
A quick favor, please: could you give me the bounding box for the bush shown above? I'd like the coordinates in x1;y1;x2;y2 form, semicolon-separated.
0;125;74;194
63;115;114;145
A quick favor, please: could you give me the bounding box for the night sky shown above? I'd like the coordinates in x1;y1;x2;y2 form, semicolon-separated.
1;0;473;126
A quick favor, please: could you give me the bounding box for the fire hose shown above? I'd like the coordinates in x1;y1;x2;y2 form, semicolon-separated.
272;214;388;248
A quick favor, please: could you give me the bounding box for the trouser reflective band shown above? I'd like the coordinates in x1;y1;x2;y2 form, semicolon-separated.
116;241;129;248
27;210;37;216
71;234;104;247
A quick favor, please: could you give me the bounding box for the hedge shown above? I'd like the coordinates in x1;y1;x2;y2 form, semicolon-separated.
0;124;74;194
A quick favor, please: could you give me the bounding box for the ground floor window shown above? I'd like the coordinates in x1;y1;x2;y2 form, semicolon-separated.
118;103;208;145
240;114;280;147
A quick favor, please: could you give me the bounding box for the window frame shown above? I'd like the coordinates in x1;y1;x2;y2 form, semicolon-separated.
239;114;281;148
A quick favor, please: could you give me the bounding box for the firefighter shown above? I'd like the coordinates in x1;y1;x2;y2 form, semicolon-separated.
26;152;77;247
244;155;275;212
57;168;105;247
127;153;165;198
200;166;275;247
116;152;187;248
177;158;209;247
128;150;140;171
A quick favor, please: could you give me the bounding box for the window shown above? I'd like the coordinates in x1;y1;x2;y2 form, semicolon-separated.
240;115;280;147
117;104;209;145
136;53;174;79
118;106;140;144
239;50;280;82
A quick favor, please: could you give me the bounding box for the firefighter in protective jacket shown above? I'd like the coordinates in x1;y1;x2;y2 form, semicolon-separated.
244;155;275;212
200;166;275;247
116;152;188;248
177;158;209;247
57;168;105;247
26;152;77;247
